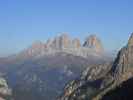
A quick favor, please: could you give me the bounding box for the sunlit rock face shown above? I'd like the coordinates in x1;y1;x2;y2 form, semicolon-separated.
59;33;133;100
0;33;112;100
111;33;133;80
128;33;133;47
72;38;81;48
83;35;104;53
59;33;71;49
18;33;106;59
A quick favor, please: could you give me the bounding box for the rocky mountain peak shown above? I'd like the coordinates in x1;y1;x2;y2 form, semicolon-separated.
72;38;81;48
51;33;71;49
59;33;133;100
60;33;69;38
46;39;53;48
19;33;106;58
92;33;133;100
111;33;133;79
83;35;104;53
30;41;45;49
59;33;71;49
22;41;46;57
128;32;133;47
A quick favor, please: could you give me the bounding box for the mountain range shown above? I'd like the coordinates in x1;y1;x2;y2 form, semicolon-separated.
60;33;133;100
0;33;112;100
18;33;105;59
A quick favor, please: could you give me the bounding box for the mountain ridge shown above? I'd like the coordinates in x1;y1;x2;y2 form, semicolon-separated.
18;33;105;59
59;33;133;100
0;33;112;100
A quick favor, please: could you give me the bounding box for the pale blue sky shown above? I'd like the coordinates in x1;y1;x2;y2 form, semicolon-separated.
0;0;133;56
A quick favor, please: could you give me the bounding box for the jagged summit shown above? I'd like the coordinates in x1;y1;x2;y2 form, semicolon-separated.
59;33;133;100
19;33;105;58
30;41;45;49
72;38;81;48
111;33;133;78
55;33;71;49
128;32;133;47
83;34;104;53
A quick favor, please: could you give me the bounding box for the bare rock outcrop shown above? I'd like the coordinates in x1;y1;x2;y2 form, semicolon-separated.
0;78;12;100
72;38;81;48
59;33;133;100
18;33;106;59
83;35;104;53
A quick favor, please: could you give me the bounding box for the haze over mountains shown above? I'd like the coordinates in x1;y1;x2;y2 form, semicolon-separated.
60;33;133;100
1;32;133;100
19;33;105;59
0;33;112;100
0;0;132;99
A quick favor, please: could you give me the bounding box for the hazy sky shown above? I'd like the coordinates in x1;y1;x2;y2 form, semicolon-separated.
0;0;133;56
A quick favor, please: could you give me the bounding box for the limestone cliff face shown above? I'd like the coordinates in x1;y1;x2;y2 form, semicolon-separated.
59;33;133;100
59;33;71;49
111;33;133;81
128;33;133;47
93;33;133;100
72;38;81;48
18;33;105;59
83;35;104;53
52;33;79;49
